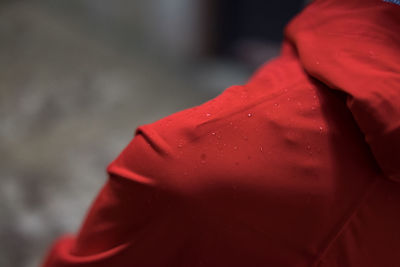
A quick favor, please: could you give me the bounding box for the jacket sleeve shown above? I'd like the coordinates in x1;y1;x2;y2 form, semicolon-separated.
41;130;193;267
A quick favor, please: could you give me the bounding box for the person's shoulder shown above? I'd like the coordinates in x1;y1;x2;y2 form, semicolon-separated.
105;84;249;193
105;54;310;196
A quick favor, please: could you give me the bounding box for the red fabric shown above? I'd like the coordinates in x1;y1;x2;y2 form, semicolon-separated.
42;0;400;266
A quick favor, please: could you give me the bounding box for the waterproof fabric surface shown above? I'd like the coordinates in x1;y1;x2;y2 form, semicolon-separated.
42;0;400;266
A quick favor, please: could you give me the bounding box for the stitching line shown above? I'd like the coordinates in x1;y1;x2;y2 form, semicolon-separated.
311;177;381;267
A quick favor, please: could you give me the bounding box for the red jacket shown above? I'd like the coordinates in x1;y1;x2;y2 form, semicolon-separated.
42;0;400;266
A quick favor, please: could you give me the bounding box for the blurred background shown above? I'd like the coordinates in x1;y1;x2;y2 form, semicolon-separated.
0;0;306;266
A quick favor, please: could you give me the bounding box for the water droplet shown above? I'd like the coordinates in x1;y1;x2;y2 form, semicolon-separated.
200;153;207;164
247;113;252;117
233;146;238;150
368;50;375;57
313;95;317;99
274;103;280;107
311;106;316;111
316;61;320;65
260;146;263;152
306;145;311;150
211;132;216;136
177;143;183;148
229;122;233;126
319;126;323;131
217;135;221;139
206;113;211;117
287;97;291;101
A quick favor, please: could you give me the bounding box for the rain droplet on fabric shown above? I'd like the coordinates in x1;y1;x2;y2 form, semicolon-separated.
306;145;311;150
200;153;207;164
206;113;211;117
260;146;263;152
211;132;216;136
274;103;280;107
233;146;238;150
368;50;375;57
247;113;252;117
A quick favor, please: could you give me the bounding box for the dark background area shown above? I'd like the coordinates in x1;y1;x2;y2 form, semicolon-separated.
0;1;305;266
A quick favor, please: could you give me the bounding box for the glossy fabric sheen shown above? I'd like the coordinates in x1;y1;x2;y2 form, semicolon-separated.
42;0;400;266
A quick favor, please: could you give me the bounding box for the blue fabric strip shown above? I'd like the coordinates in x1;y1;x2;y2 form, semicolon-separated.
383;0;400;6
